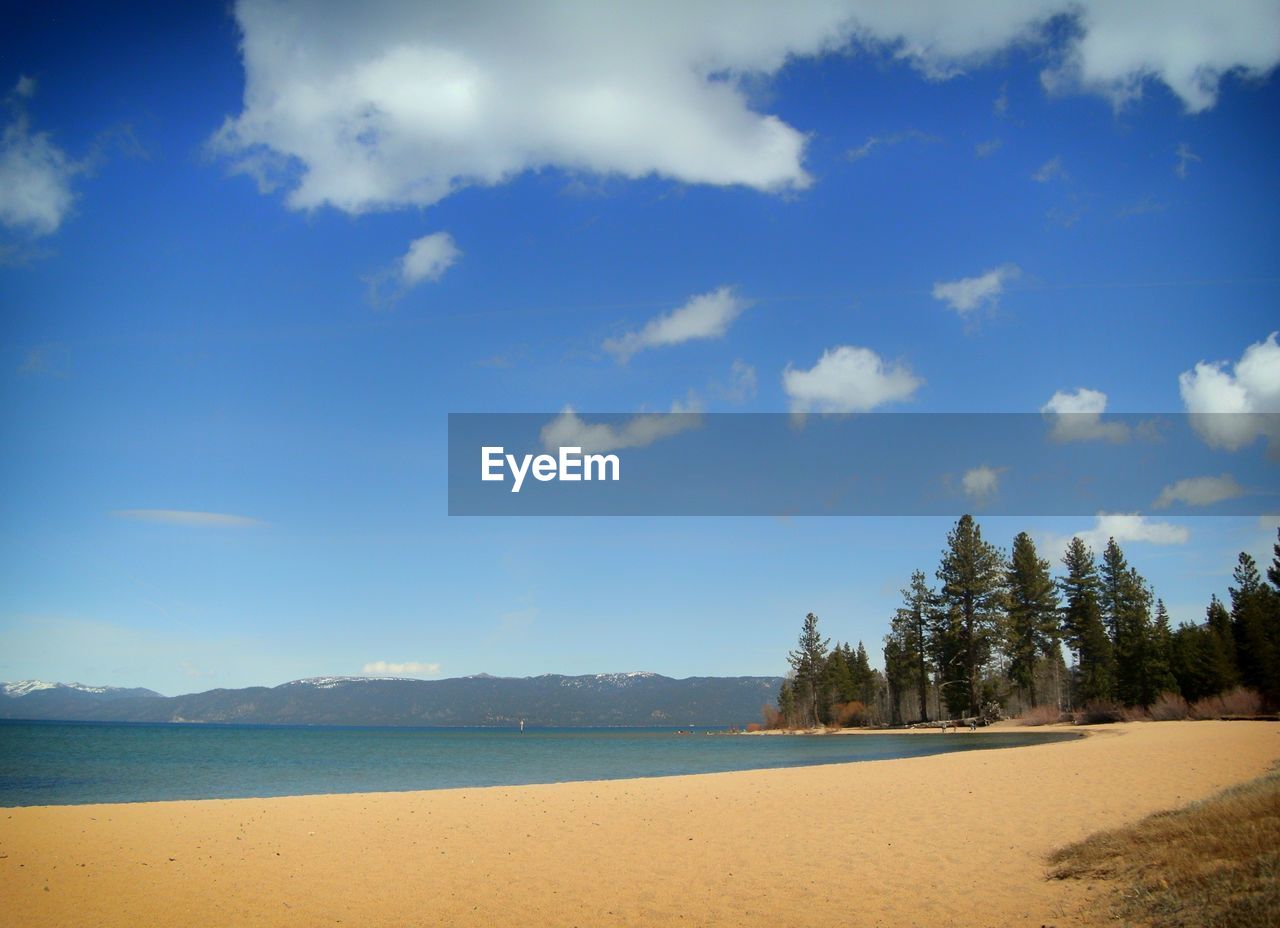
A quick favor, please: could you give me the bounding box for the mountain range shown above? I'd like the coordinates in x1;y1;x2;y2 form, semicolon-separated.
0;673;784;728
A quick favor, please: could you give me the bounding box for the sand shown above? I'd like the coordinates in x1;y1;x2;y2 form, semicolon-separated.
2;720;1278;927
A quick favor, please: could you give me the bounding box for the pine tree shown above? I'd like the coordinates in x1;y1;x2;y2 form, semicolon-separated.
1099;538;1130;643
1005;532;1060;707
1229;553;1280;705
883;636;910;725
935;515;1007;716
853;642;875;706
1059;536;1115;705
1146;599;1178;701
777;679;797;728
787;613;830;727
1268;527;1280;591
888;570;935;722
1114;566;1155;707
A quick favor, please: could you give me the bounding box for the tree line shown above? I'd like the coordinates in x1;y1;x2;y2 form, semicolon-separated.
773;516;1280;728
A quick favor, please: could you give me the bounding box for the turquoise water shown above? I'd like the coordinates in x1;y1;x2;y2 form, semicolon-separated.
0;720;1077;806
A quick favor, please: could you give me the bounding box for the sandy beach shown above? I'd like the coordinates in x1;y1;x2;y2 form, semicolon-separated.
3;720;1278;927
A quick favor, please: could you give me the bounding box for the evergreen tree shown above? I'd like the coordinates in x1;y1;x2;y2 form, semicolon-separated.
883;636;911;725
853;641;876;706
825;642;856;706
1059;537;1115;705
1205;591;1239;681
1005;532;1060;707
888;570;935;722
1146;599;1178;700
1099;538;1130;643
786;613;830;727
1229;553;1280;705
1114;567;1155;707
1268;527;1280;591
777;679;797;728
935;515;1007;716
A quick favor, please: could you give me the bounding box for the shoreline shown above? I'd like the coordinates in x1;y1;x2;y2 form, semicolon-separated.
3;720;1277;927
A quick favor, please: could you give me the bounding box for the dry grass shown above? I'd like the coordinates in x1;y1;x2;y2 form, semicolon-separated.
1048;766;1280;928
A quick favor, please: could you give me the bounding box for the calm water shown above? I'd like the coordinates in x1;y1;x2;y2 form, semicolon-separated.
0;720;1077;806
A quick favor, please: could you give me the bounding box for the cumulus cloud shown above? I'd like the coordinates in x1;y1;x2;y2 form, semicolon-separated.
1041;387;1130;443
1075;513;1190;552
367;231;461;304
932;264;1019;316
604;286;745;362
212;2;1280;215
1178;332;1280;452
112;509;262;527
961;465;1003;503
783;345;922;414
1043;512;1191;559
0;77;79;236
540;402;702;454
362;660;440;675
1040;1;1280;113
1153;474;1245;510
401;232;460;285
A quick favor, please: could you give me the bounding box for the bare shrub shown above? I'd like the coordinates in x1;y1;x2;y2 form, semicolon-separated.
1075;700;1125;725
760;705;785;730
1149;692;1190;721
1191;687;1264;720
829;701;869;728
745;722;763;732
1017;704;1065;726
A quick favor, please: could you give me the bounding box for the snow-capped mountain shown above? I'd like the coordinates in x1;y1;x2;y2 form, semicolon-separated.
281;676;418;689
0;673;781;727
2;680;162;699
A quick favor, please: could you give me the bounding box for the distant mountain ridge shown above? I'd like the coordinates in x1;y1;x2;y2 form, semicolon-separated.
0;673;783;728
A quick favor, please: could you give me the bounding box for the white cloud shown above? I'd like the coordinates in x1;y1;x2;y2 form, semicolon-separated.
1178;332;1280;452
0;77;79;236
931;264;1019;316
213;2;1280;215
540;402;702;454
1043;512;1191;559
993;83;1009;115
783;345;922;414
974;138;1002;158
401;232;460;285
362;660;441;676
1041;387;1130;443
847;129;937;162
719;359;758;403
112;509;262;527
1154;474;1245;510
1076;513;1190;552
961;465;1003;503
604;286;745;362
1032;156;1065;183
1174;142;1200;179
1040;1;1280;113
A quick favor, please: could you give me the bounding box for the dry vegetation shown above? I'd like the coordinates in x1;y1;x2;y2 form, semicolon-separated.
1048;765;1280;928
1019;688;1269;726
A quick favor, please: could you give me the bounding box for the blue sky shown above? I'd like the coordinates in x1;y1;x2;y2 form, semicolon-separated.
2;1;1278;695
